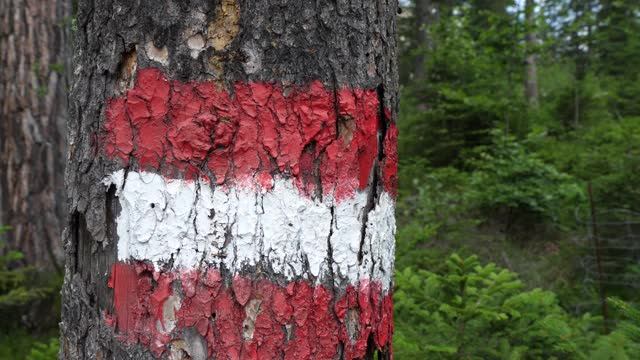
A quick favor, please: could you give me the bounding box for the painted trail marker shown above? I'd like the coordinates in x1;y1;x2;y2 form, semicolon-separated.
100;68;397;359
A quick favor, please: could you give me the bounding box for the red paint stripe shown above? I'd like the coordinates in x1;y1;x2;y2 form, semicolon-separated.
107;262;393;359
103;69;397;200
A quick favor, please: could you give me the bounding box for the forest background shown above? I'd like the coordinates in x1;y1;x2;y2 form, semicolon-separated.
2;0;640;359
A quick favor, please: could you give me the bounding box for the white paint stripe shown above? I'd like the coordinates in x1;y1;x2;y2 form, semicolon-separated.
103;170;396;289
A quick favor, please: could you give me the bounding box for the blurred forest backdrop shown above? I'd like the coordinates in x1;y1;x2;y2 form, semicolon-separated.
394;0;640;358
2;0;640;359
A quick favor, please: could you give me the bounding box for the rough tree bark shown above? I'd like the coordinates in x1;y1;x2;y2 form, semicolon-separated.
524;0;539;108
0;0;70;269
61;1;398;359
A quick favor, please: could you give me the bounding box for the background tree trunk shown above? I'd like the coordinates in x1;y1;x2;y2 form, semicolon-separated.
0;0;70;269
413;0;433;82
525;0;539;108
61;1;398;359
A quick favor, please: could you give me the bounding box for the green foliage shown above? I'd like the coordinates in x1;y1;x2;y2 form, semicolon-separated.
586;297;640;360
595;1;640;116
533;117;640;211
399;9;527;167
0;227;62;360
0;329;58;360
393;254;640;359
26;338;59;360
395;0;640;358
394;254;605;359
0;330;39;360
0;228;56;320
59;15;77;32
607;298;640;353
588;331;632;360
48;63;65;74
537;67;612;130
468;130;584;225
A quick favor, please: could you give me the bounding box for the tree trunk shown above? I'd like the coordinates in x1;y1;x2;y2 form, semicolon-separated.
413;0;432;81
569;0;589;127
524;0;539;109
60;1;398;359
0;0;70;269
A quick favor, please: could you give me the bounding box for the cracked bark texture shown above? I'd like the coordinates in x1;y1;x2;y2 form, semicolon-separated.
0;0;70;269
61;1;398;359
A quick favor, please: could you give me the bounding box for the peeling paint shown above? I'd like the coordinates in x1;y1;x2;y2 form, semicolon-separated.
242;299;262;341
103;171;395;289
161;294;181;334
101;68;397;358
382;122;399;198
107;265;393;358
102;68;397;200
